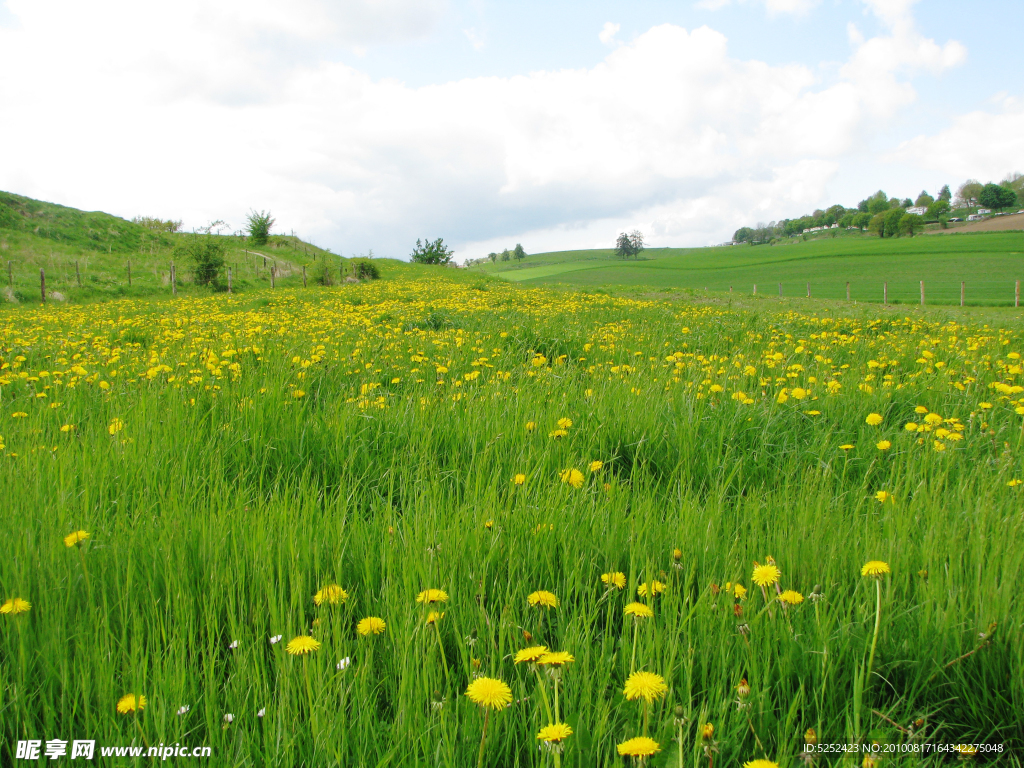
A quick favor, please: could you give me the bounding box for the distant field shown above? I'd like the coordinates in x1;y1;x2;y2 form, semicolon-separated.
477;234;1024;306
934;211;1024;234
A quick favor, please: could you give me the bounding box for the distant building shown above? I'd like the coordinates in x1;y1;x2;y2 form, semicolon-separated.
967;214;985;221
907;206;927;216
978;209;992;215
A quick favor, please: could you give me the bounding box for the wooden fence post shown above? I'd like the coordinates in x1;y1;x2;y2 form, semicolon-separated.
171;262;177;296
753;284;757;296
75;260;81;288
778;282;782;297
228;267;232;294
40;268;46;303
846;281;850;301
920;280;924;306
1016;280;1020;308
961;281;964;307
883;281;887;306
302;265;307;287
806;282;810;298
270;266;275;289
127;260;132;287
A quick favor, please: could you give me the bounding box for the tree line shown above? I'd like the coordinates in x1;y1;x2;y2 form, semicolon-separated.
734;174;1024;245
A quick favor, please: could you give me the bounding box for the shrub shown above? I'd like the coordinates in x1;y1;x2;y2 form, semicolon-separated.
246;210;275;246
313;262;335;287
354;260;380;280
175;234;226;287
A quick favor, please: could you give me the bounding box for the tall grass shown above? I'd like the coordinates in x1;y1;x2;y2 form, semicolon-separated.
1;278;1021;765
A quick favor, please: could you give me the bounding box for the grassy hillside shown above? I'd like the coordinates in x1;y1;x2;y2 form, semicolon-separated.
0;191;392;303
477;232;1024;306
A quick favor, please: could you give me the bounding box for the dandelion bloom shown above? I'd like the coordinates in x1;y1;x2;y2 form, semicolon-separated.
623;671;668;702
556;417;573;430
116;694;146;714
525;421;536;432
751;564;781;587
636;580;666;598
865;413;883;426
779;590;804;605
513;473;526;486
537;723;573;743
64;530;90;547
292;389;305;398
108;418;125;435
914;405;929;414
874;490;893;503
601;572;626;589
514;646;549;664
701;723;714;740
904;422;918;432
286;635;321;655
839;444;854;451
876;440;891;451
537;651;574;666
426;611;444;624
617;736;660;758
0;598;31;615
313;584;348;606
790;387;807;400
861;561;890;578
549;429;568;439
743;762;780;768
559;468;584;488
416;589;449;604
733;584;748;600
465;677;513;711
528;590;558;609
624;602;653;619
357;617;386;636
588;460;603;472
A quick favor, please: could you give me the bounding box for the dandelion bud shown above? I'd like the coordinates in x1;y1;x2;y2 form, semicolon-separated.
710;583;721;596
223;713;234;724
804;727;817;745
674;705;685;719
736;679;750;697
522;630;533;642
733;603;743;618
672;548;682;562
700;723;714;741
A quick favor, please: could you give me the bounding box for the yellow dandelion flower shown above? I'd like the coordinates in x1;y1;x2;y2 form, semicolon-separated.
426;611;444;624
840;444;854;450
624;602;653;619
733;583;748;600
865;413;883;426
537;723;573;743
314;584;348;606
357;617;386;636
751;564;781;587
513;473;526;486
537;651;574;666
108;418;125;435
0;597;31;615
617;736;660;758
779;590;804;605
526;421;536;432
636;580;666;598
701;723;714;740
559;468;584;488
623;671;668;702
743;761;780;768
549;428;568;439
914;405;929;414
416;589;449;604
861;560;890;578
588;460;603;472
874;490;893;503
791;387;807;399
528;590;558;609
116;694;147;714
285;635;321;655
601;571;626;589
292;389;305;398
64;530;90;547
876;440;891;451
514;646;549;664
804;727;818;745
556;417;573;430
465;676;513;710
904;422;918;431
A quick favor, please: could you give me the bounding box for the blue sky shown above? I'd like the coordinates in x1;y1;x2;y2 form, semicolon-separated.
0;0;1021;260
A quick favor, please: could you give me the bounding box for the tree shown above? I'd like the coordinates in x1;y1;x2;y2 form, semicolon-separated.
901;198;913;208
615;232;633;258
868;213;886;237
500;248;511;262
862;191;889;215
411;237;454;265
629;230;644;258
513;243;526;261
884;208;905;237
898;213;923;237
733;227;754;243
955;180;983;208
176;233;225;287
915;191;934;207
926;199;950;219
488;252;497;263
852;212;872;230
979;183;1017;211
246;210;275;246
937;184;952;201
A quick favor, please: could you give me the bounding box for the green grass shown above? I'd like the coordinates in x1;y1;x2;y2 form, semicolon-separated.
477;234;1024;306
1;274;1022;766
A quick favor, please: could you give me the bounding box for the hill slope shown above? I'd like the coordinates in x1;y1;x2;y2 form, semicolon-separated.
476;233;1024;306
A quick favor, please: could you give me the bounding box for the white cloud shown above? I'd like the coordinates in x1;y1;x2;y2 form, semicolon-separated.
599;22;620;46
694;0;820;15
891;101;1024;183
463;27;486;51
0;1;970;258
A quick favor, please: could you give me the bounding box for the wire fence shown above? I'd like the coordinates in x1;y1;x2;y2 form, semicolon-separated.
704;280;1022;307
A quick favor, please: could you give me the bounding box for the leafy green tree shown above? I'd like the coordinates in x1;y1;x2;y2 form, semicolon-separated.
176;233;226;287
956;180;983;207
513;243;526;261
937;184;952;201
629;230;645;258
979;183;1017;211
868;213;886;237
852;212;872;230
863;191;889;215
245;210;275;246
500;248;511;262
901;198;913;208
733;227;754;243
898;213;923;237
411;237;454;265
926;199;950;219
884;208;905;236
488;252;497;263
915;191;934;207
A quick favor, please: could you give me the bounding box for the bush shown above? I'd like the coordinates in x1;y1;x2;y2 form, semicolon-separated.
313;262;335;287
410;238;453;265
246;210;275;246
175;233;226;287
353;260;380;280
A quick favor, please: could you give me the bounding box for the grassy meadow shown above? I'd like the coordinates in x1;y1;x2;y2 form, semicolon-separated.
478;234;1024;307
1;267;1023;766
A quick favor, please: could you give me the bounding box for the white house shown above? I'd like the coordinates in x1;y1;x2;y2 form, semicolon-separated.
967;214;985;221
978;209;992;215
907;206;927;216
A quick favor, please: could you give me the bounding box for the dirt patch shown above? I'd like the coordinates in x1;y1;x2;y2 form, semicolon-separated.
930;212;1024;234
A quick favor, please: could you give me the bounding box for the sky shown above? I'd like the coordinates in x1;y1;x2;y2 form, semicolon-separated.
1;0;1022;262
